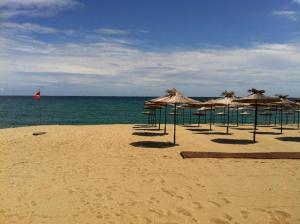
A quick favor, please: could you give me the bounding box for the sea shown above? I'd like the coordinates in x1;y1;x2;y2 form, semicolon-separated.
0;96;297;129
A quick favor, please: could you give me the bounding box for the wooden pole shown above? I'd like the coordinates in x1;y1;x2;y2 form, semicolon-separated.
173;103;177;144
280;105;283;134
158;107;161;130
226;104;230;134
253;102;258;142
164;105;167;134
209;105;212;130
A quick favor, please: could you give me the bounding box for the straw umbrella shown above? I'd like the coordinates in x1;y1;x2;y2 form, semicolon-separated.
144;101;163;128
240;111;250;125
151;88;200;144
211;90;243;134
234;88;280;142
297;104;300;130
194;101;223;131
149;95;172;134
274;95;298;133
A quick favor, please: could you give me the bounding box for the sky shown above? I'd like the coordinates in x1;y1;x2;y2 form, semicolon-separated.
0;0;300;96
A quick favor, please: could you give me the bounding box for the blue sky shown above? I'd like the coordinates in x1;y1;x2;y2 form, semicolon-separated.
0;0;300;96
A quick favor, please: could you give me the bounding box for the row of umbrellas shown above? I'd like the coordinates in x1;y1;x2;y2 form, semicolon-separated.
143;88;300;144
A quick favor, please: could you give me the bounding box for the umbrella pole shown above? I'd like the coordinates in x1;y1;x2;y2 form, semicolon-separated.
173;103;177;145
280;105;283;134
154;109;157;127
253;102;258;143
164;105;167;134
275;106;278;126
226;105;230;134
213;108;216;125
198;114;200;127
183;108;185;125
189;108;192;124
158;107;161;130
223;107;225;124
236;108;239;127
209;105;212;130
298;106;300;130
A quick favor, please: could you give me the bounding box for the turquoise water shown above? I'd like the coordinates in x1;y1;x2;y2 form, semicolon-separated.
0;96;298;129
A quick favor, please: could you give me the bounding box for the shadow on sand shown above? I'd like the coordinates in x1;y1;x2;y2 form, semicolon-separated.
195;132;232;135
132;127;162;131
231;127;254;131
186;128;211;132
130;141;176;148
276;137;300;142
132;132;166;137
273;127;296;130
250;131;282;135
211;138;254;145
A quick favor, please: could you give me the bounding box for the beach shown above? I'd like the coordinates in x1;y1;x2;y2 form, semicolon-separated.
1;124;300;224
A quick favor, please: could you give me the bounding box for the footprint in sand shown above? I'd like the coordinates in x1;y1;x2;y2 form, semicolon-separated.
196;183;205;188
210;218;230;224
161;188;175;197
208;200;221;208
240;210;248;219
222;198;231;204
149;196;160;204
223;213;233;221
176;207;192;217
149;209;164;218
193;202;203;210
268;210;292;224
274;210;291;219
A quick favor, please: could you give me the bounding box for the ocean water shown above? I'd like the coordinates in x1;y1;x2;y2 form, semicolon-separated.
0;96;298;129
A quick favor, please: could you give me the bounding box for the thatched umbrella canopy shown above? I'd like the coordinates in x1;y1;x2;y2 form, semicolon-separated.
274;95;298;132
210;90;245;133
233;88;280;142
240;111;251;125
148;94;172;134
297;103;300;130
150;88;200;144
194;100;224;131
144;101;163;128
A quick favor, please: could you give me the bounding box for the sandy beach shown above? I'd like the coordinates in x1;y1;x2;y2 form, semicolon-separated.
1;124;300;224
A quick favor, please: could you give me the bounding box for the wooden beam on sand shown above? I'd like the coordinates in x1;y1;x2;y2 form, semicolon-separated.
180;151;300;159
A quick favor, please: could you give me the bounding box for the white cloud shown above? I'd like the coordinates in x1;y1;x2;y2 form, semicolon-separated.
0;26;300;96
272;10;298;21
1;22;58;33
293;0;300;4
95;28;129;36
0;0;78;18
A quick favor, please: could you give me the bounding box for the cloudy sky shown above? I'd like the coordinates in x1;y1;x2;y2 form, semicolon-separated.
0;0;300;96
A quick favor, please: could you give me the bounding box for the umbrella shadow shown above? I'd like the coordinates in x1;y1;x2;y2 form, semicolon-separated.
195;132;232;135
276;137;300;142
130;141;176;148
250;131;282;135
132;132;166;137
273;127;296;130
186;128;211;132
211;138;254;145
231;127;254;131
132;127;162;131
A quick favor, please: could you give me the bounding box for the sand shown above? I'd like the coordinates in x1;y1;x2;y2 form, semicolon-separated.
0;124;300;224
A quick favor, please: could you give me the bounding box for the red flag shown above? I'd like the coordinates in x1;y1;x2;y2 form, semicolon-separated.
33;89;41;100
